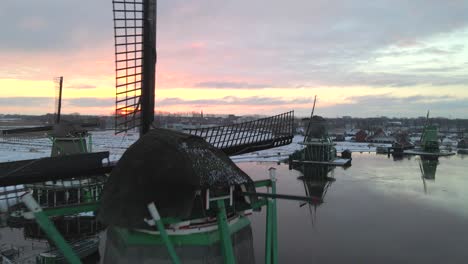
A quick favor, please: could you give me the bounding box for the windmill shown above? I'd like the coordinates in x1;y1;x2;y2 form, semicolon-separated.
0;1;305;263
420;110;439;153
111;0;295;154
99;1;305;262
289;96;351;167
0;76;100;156
1;77;63;137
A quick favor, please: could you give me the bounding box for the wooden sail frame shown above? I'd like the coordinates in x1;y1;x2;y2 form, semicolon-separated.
186;111;295;156
113;0;156;135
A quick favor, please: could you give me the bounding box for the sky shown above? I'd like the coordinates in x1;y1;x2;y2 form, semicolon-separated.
0;0;467;118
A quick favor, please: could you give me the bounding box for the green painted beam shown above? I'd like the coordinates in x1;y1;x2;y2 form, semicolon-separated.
22;193;82;264
216;199;235;264
33;211;82;264
249;199;268;210
254;179;272;188
148;203;181;264
271;174;278;264
265;199;273;264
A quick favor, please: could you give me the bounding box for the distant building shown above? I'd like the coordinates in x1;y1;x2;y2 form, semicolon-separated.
367;128;395;143
345;128;359;136
387;121;402;126
458;138;467;149
355;130;368;142
334;134;345;142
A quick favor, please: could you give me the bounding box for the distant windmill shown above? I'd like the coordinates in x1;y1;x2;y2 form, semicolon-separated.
1;76;99;156
1;76;64;136
420;110;440;152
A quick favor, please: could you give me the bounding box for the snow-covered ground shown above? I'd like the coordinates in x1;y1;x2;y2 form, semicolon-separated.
0;130;457;213
0;136;52;161
86;130;138;161
0;130;138;163
0;130;396;164
230;135;305;163
230;136;392;163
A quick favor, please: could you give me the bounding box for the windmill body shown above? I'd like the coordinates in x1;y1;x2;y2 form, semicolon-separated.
289;98;351;167
403;112;455;157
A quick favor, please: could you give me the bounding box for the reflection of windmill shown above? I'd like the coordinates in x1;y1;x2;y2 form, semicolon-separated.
458;138;468;154
418;156;438;194
296;165;335;226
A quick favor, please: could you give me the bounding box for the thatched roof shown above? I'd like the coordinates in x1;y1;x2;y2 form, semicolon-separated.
98;128;254;229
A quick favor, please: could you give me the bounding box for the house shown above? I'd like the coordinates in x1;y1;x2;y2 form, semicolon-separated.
367;128;395;143
355;130;368;142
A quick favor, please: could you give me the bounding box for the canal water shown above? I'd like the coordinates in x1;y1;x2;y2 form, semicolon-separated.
1;152;468;263
240;153;468;264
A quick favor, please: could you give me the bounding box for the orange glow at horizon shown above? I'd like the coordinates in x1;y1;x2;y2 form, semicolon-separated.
2;73;468;116
116;106;140;116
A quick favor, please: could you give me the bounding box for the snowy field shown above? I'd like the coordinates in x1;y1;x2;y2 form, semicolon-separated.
0;130;138;163
0;129;393;164
230;136;392;163
0;129;457;214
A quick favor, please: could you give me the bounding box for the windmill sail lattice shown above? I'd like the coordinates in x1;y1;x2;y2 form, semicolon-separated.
112;0;145;134
186;111;295;156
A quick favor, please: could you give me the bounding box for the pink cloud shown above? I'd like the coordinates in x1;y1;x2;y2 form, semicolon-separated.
189;41;206;49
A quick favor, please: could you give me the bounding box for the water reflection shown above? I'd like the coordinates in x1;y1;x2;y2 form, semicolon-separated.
0;179;104;263
391;152;415;161
294;165;335;225
22;215;103;241
1;216;102;263
419;156;439;194
419;157;438;180
242;155;468;264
